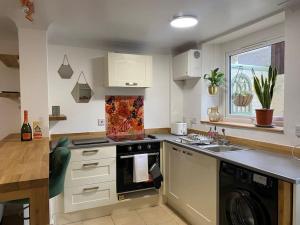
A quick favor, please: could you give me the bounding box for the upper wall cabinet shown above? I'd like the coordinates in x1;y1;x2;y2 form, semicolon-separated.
173;49;202;80
104;52;152;88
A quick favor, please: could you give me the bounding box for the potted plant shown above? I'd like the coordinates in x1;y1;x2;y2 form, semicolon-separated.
232;90;253;107
204;68;225;95
253;66;278;126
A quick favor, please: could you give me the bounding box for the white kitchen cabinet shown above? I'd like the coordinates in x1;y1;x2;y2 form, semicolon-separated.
164;143;217;225
104;52;152;87
70;146;116;162
64;157;116;187
64;181;117;213
173;49;202;80
64;145;117;213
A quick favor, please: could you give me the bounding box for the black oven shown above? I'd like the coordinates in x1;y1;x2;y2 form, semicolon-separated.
116;142;160;194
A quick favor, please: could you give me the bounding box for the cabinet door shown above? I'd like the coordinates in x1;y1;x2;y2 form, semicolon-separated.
64;157;116;187
173;51;188;80
167;145;186;202
107;53;152;87
164;144;217;225
182;149;217;225
64;181;117;213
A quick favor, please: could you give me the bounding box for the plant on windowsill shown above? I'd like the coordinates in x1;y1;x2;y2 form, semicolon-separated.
232;90;253;107
204;68;225;95
253;66;278;127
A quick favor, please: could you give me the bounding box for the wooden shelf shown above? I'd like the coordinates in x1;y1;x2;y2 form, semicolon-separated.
49;115;67;121
0;54;19;68
200;120;284;134
0;92;20;99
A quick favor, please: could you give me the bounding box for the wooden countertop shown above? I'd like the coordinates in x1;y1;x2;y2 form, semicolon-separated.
0;134;49;193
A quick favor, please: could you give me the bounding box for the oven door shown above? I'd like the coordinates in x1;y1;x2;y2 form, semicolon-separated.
117;152;160;193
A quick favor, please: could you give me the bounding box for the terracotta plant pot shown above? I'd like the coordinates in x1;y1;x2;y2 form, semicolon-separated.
255;109;274;126
208;85;218;95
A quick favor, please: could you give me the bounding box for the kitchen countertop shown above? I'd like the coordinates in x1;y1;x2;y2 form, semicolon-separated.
0;133;49;191
52;133;300;184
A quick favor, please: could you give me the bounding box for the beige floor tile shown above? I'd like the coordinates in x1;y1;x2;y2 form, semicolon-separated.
112;210;146;225
136;206;174;225
158;220;180;225
83;216;114;225
172;216;189;225
66;222;83;225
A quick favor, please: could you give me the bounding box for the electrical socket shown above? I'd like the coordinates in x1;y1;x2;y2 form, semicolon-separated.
296;125;300;137
97;119;105;127
190;118;197;125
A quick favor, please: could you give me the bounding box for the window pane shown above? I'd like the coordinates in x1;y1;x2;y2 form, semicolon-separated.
229;42;284;117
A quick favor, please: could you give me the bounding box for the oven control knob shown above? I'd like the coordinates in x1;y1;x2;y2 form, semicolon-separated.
128;146;133;151
137;145;142;150
147;144;151;150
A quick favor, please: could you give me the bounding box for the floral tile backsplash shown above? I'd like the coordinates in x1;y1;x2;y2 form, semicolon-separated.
105;96;144;137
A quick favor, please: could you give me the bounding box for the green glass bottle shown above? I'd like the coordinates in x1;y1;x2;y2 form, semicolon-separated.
21;110;32;141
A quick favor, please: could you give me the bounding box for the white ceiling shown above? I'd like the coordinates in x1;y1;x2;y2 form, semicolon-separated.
0;0;296;52
46;0;287;52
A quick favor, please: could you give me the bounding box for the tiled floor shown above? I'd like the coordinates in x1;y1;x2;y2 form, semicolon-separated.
67;205;189;225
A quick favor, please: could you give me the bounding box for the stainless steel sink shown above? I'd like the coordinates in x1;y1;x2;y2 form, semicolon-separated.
203;145;245;152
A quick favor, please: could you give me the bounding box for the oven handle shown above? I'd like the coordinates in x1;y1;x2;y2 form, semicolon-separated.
119;152;159;159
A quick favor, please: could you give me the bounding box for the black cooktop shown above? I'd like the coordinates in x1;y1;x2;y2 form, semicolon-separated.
72;138;110;146
109;134;157;142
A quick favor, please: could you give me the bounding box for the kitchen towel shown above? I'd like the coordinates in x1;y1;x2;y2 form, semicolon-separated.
133;154;149;183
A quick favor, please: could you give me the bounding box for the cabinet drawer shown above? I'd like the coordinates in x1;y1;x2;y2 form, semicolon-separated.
64;181;117;213
65;158;116;187
71;146;116;161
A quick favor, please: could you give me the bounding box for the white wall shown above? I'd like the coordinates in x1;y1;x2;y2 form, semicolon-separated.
182;13;300;146
18;28;49;137
284;7;300;145
48;44;171;134
0;61;20;140
0;25;20;140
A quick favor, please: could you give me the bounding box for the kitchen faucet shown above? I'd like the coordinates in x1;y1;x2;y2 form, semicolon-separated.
211;127;229;145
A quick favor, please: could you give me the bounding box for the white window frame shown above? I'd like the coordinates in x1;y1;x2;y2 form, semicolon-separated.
224;37;285;123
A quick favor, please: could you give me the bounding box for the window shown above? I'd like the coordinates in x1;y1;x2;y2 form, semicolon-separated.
227;41;285;118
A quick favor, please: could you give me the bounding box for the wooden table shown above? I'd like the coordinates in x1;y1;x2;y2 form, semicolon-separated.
0;134;49;225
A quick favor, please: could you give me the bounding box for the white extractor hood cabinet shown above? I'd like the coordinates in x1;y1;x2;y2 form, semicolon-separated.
104;52;152;87
173;49;202;80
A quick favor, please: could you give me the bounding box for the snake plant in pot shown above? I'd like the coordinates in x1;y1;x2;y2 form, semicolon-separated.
253;66;278;126
204;68;225;95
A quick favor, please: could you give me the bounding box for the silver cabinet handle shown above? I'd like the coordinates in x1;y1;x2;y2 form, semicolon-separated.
119;152;159;159
83;186;99;193
82;149;98;155
186;152;193;156
82;162;99;168
125;82;138;86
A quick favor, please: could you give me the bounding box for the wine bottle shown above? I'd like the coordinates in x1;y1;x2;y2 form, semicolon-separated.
21;110;32;141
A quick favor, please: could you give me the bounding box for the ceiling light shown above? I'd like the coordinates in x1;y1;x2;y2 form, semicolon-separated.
170;15;198;28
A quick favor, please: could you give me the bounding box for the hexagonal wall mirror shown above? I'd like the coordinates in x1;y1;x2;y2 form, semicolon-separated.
71;72;94;103
58;54;73;79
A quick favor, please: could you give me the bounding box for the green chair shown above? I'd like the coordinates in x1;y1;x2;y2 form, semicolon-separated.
50;137;70;175
54;137;70;149
9;146;71;220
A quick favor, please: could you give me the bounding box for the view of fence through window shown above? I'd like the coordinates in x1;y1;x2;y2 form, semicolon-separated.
229;41;285;118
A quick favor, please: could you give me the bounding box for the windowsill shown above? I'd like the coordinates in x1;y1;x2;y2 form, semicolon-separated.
200;120;284;134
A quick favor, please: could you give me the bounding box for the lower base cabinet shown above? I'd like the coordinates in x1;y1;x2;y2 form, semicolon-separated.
164;143;217;225
64;146;118;213
64;181;117;213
